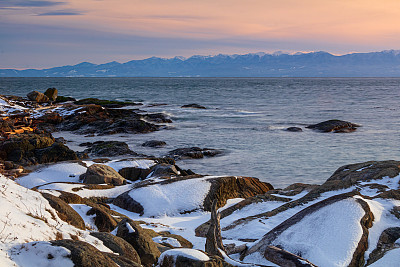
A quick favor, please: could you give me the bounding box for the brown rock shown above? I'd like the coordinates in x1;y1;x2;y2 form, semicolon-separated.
80;164;126;185
44;88;58;101
116;218;161;267
50;239;118;267
203;176;273;211
90;232;141;265
113;191;144;215
87;205;118;232
27;91;49;103
41;192;85;230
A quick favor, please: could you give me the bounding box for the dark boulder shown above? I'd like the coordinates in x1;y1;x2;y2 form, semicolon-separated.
74;98;141;108
113;191;144;215
181;103;207;109
115;218;161;267
167;147;222;160
80;164;126;185
50;240;118;267
142;113;172;123
55;95;76;103
41;192;85;230
44;88;58;101
118;167;152;181
82;141;137;157
306;119;360;133
142;140;167;147
27;91;49;103
286;127;303;132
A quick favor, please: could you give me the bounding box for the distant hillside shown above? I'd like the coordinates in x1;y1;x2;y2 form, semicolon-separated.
2;50;400;77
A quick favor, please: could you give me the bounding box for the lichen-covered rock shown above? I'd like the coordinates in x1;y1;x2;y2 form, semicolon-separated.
80;164;126;185
41;192;85;230
27;91;49;103
115;218;161;267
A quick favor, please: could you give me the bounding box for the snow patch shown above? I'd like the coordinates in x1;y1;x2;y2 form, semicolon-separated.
10;241;74;267
128;177;211;217
158;248;210;263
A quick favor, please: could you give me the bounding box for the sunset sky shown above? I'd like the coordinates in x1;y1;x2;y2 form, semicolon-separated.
1;0;400;69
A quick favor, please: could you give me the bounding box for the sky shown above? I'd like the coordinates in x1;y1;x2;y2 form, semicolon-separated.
1;0;400;69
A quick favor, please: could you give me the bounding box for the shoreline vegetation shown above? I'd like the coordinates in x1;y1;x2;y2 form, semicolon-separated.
0;88;399;266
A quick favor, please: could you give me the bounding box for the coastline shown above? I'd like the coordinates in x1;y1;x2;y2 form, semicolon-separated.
1;92;400;266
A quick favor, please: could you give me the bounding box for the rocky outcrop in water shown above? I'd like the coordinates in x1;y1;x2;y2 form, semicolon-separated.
167;147;223;160
80;141;138;157
306;119;360;133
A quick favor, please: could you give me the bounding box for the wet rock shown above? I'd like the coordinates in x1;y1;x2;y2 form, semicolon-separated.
143;113;172;123
82;141;137;157
27;91;49;103
286;127;303;132
90;232;141;265
167;147;222;160
306;119;360;133
50;240;118;267
80;164;126;186
44;88;58;101
142;140;167;147
181;103;207;109
59;105;159;135
115;218;161;267
41;192;85;230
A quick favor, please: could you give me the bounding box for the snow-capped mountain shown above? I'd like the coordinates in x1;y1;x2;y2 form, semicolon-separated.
2;50;400;77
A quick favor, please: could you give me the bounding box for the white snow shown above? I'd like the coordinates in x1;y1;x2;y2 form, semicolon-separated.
158;248;210;264
369;248;400;267
126;222;136;233
269;198;365;267
152;236;181;247
16;162;86;188
128;177;211;217
10;241;74;267
106;159;156;171
70;204;98;231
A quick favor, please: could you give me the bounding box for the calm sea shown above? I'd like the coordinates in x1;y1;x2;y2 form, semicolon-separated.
1;77;399;188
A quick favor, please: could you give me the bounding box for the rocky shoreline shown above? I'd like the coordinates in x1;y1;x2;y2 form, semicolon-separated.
0;90;399;267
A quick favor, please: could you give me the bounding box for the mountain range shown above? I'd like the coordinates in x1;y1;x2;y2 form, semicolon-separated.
2;50;400;77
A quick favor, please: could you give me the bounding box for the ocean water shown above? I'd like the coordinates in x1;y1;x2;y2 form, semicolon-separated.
1;77;400;188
